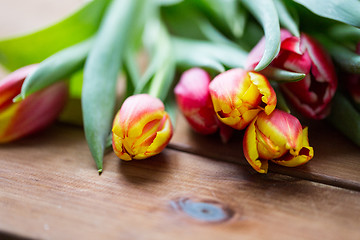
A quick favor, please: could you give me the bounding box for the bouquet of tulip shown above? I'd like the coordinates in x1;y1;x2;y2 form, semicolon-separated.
0;0;359;174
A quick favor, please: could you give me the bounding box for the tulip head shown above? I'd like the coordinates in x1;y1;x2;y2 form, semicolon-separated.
247;29;337;119
112;94;173;160
209;68;276;130
0;65;68;143
243;109;314;173
174;68;218;134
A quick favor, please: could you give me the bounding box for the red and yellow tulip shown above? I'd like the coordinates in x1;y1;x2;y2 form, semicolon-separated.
243;109;314;173
0;65;68;143
112;94;173;160
247;29;337;119
209;68;276;130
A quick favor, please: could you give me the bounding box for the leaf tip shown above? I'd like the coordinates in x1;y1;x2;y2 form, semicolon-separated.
12;94;23;103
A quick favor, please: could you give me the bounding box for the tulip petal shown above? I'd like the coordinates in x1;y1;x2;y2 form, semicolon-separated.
256;110;303;150
210;69;276;130
248;71;277;115
0;65;37;111
243;118;268;173
271;127;314;167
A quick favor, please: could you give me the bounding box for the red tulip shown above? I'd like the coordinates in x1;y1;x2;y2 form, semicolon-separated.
0;65;68;143
247;29;337;119
175;68;218;134
174;68;233;142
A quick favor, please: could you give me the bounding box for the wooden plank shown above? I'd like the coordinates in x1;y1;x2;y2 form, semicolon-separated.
0;124;360;240
170;114;360;191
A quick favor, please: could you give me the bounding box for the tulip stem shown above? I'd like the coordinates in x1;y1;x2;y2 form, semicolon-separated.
271;82;291;113
327;92;360;146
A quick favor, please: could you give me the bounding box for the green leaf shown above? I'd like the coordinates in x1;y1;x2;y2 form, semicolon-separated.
327;93;360;147
274;0;300;37
271;82;291;113
164;92;178;127
193;0;246;38
316;35;360;74
328;24;360;49
138;16;176;101
18;38;93;100
242;0;281;71
0;0;110;71
82;0;144;172
293;0;360;28
172;37;248;72
260;67;305;82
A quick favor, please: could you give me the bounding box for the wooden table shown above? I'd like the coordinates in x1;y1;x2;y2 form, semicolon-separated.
1;1;360;239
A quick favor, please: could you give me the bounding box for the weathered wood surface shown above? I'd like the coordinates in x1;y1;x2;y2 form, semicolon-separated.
1;1;360;239
1;124;360;240
170;114;360;191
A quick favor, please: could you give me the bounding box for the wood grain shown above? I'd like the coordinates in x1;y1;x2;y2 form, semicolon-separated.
0;124;360;240
170;114;360;191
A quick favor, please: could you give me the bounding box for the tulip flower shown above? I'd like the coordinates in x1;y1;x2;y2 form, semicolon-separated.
174;68;233;142
243;109;314;174
209;68;276;130
246;29;337;119
0;65;68;143
112;94;173;160
175;68;218;134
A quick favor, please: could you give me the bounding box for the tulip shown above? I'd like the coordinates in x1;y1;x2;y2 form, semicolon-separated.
209;68;277;130
243;109;314;174
246;29;337;119
174;68;233;142
112;94;173;160
174;68;218;134
0;65;68;143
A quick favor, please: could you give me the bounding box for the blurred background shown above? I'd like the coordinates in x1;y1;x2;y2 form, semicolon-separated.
0;0;84;77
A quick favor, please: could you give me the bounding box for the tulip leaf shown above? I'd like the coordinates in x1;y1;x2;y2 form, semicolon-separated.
274;0;300;37
17;38;93;100
82;0;143;172
327;93;360;147
164;93;178;127
316;35;360;74
193;0;246;39
260;67;305;82
172;37;247;72
242;0;281;71
293;0;360;28
0;0;110;71
328;25;360;46
136;16;173;96
271;82;291;113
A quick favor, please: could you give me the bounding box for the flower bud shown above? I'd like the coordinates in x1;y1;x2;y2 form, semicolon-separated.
0;65;68;143
209;68;276;130
112;94;173;160
174;68;218;134
243;109;314;173
247;29;337;119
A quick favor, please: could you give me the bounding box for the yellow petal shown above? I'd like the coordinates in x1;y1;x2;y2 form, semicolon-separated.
272;127;314;167
243;118;268;173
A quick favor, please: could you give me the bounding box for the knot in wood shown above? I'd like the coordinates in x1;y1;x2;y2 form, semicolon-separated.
171;198;234;223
